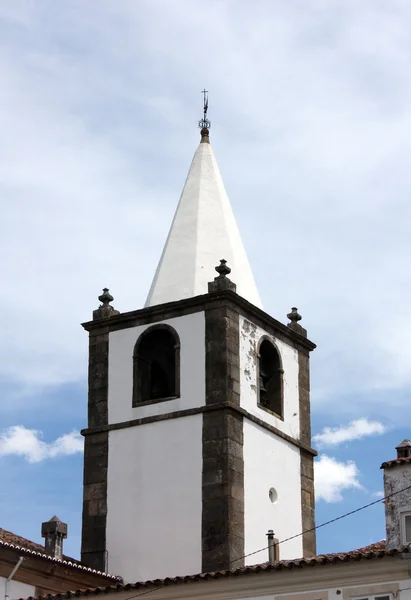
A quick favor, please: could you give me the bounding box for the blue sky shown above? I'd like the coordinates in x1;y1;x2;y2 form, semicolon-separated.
1;0;411;568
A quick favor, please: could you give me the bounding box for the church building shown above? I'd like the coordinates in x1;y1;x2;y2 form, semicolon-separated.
5;98;411;600
80;97;317;583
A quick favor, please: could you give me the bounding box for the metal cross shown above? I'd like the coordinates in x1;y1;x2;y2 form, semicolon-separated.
201;88;209;118
199;89;210;129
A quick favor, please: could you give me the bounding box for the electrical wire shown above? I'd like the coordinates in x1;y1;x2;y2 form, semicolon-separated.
116;481;411;600
226;481;411;567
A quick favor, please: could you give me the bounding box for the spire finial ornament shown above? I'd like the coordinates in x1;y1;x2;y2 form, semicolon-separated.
287;307;307;337
215;259;231;277
93;288;120;320
208;259;237;294
287;307;302;323
199;89;210;143
99;287;114;306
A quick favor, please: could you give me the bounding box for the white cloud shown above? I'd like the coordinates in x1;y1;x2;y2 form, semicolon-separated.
372;491;385;499
0;426;83;463
313;419;386;448
315;454;362;502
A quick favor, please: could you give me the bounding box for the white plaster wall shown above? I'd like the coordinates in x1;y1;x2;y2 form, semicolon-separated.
242;580;411;600
243;420;303;564
0;577;34;600
106;414;203;582
398;579;411;600
248;585;410;600
384;463;411;548
239;315;300;439
108;312;205;424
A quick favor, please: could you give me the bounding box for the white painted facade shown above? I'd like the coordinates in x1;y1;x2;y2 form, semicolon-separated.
106;312;206;582
105;307;306;580
108;312;205;424
0;576;34;600
239;315;300;439
145;138;262;309
106;414;203;582
383;462;411;549
243;420;303;564
239;314;303;563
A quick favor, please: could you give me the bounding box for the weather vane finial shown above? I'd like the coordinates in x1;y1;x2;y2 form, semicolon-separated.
199;89;211;130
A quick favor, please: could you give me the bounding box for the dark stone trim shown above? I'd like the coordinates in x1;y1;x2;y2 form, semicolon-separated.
81;330;109;572
298;352;312;454
82;290;315;352
300;450;316;556
298;350;316;556
256;402;284;421
131;395;179;408
205;304;240;407
81;403;316;456
81;431;108;572
81;405;208;435
202;409;244;572
203;303;244;571
132;323;181;407
238;405;317;456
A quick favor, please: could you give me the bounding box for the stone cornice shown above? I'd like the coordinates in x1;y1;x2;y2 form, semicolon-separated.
81;402;317;457
82;290;316;352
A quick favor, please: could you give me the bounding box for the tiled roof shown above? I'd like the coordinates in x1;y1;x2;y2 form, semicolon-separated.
22;541;407;600
0;528;119;581
396;440;411;448
381;456;411;468
353;540;386;551
0;528;47;554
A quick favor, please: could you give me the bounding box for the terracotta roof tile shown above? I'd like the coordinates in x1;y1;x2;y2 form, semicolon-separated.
0;528;120;581
0;527;83;565
381;457;411;468
396;440;411;448
0;528;46;554
353;540;386;552
22;541;407;600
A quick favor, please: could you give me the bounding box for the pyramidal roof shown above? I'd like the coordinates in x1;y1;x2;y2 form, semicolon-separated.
145;127;262;309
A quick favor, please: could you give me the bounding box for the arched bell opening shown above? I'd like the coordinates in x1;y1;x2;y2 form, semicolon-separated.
133;324;180;405
257;338;284;419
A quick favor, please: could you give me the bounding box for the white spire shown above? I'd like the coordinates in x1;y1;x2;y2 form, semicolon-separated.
145;128;262;309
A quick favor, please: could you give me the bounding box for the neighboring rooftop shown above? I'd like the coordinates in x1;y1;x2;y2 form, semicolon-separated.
381;456;411;468
0;527;120;581
381;438;411;468
0;527;47;554
22;540;405;600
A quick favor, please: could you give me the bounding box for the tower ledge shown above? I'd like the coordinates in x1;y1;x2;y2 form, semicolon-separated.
83;288;316;353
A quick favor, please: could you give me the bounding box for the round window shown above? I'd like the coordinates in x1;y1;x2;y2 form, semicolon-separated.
269;487;278;504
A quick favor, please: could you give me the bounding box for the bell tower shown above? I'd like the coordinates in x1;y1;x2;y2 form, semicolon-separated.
80;99;317;582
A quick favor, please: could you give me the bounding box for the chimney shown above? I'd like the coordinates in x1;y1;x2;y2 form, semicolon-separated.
395;440;411;459
381;440;411;550
266;530;279;564
41;516;67;560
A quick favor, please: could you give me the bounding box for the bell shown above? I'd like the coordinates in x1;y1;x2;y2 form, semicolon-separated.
259;359;269;393
259;373;267;393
